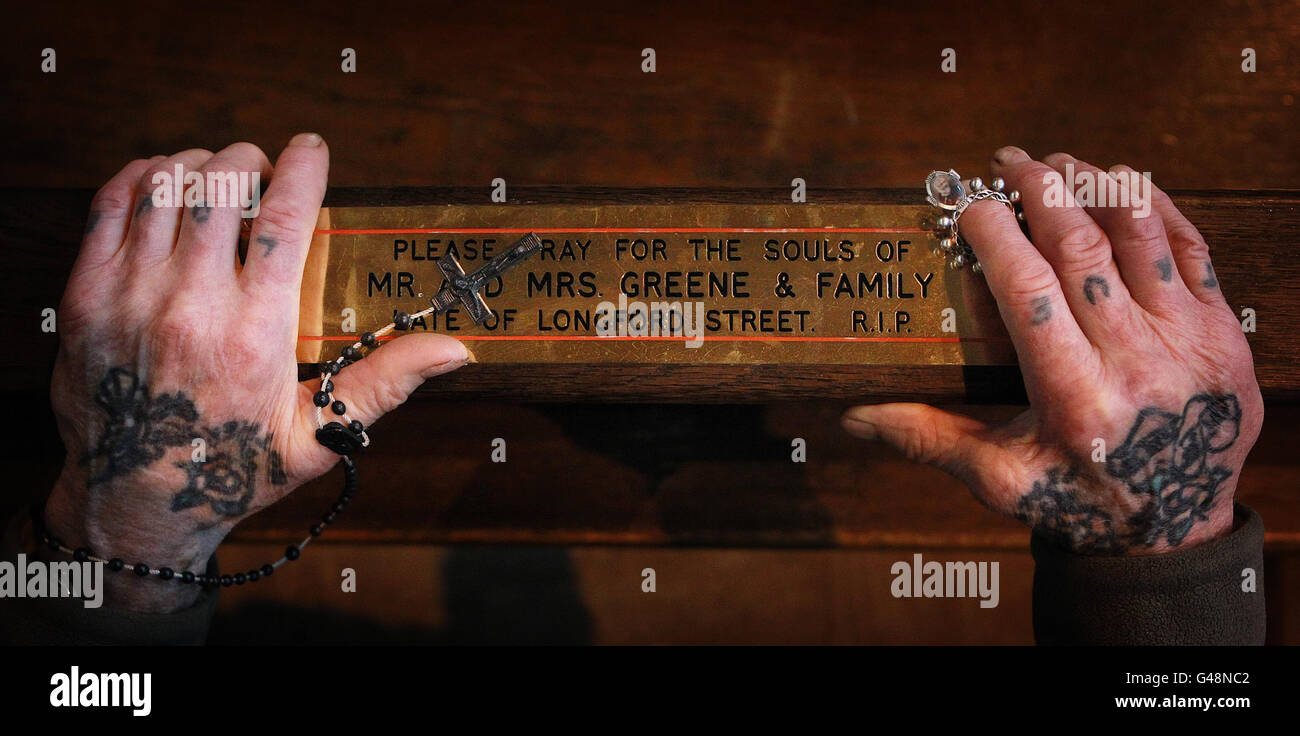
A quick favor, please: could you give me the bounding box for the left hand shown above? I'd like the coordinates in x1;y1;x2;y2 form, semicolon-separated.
842;147;1263;555
45;134;469;612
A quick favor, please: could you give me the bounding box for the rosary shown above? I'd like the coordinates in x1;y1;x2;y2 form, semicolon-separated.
34;233;545;588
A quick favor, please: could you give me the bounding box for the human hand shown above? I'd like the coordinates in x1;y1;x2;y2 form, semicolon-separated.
843;147;1262;555
45;135;469;611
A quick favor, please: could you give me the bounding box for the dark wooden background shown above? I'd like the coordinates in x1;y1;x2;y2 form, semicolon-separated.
2;0;1297;644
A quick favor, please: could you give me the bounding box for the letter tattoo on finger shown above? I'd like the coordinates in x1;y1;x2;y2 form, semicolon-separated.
1202;263;1218;289
1156;257;1173;282
1082;275;1110;305
1030;296;1053;325
256;235;277;257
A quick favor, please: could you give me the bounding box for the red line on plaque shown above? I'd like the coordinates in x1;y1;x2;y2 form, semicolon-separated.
297;335;1007;343
315;227;929;234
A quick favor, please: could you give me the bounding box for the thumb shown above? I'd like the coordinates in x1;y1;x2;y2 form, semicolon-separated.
841;403;1008;497
327;333;470;427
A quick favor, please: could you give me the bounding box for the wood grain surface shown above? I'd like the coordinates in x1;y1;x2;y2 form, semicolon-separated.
2;0;1297;643
3;1;1296;190
8;187;1298;402
2;186;1297;551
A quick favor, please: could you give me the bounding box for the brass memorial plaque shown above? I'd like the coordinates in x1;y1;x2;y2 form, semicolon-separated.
296;204;1014;365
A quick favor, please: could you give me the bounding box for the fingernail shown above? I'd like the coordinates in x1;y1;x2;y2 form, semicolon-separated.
1042;152;1074;167
419;342;470;379
992;146;1029;165
841;410;879;439
290;132;323;147
463;346;477;364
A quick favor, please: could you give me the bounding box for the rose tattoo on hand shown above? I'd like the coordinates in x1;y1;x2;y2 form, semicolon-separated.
171;420;288;517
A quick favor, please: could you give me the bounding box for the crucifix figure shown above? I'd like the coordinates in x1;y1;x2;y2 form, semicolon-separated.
429;232;544;324
313;231;544;456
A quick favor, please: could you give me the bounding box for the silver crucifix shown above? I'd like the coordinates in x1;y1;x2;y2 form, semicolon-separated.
428;232;543;323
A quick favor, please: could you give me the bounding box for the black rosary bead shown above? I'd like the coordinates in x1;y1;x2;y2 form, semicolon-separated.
133;563;150;576
332;501;346;513
180;571;195;584
331;400;347;415
348;419;364;434
323;512;337;524
320;361;336;376
361;332;378;347
233;572;246;585
343;346;361;361
220;575;233;587
108;558;124;572
321;379;333;393
285;545;301;561
247;569;260;582
73;547;90;562
394;312;412;330
261;564;274;577
313;391;331;407
158;567;174;581
310;524;324;536
46;537;62;551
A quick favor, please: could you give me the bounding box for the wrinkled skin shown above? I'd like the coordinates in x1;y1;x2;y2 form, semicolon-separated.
46;140;1262;615
47;135;468;612
844;147;1261;556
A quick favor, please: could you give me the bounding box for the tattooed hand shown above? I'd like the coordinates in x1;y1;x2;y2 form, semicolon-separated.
843;147;1262;555
47;135;469;611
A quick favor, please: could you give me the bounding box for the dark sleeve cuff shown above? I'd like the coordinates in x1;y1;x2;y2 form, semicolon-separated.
0;509;220;646
1031;502;1265;645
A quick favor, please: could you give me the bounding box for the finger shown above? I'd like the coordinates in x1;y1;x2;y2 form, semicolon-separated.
174;142;273;289
841;403;1019;506
1109;164;1226;307
123;149;215;269
991;147;1136;345
74;157;159;275
1041;153;1192;314
294;334;469;473
957;195;1098;401
241;133;329;320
